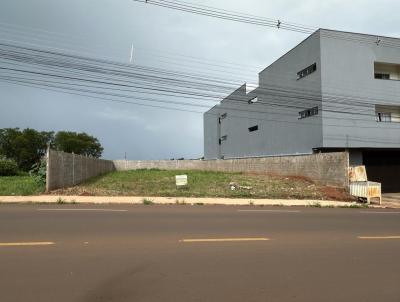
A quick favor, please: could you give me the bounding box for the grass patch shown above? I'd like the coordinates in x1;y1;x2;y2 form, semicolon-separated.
309;201;322;208
142;198;154;205
0;175;44;195
53;169;347;200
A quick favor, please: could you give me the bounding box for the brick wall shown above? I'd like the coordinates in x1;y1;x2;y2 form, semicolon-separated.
113;152;349;188
46;149;115;191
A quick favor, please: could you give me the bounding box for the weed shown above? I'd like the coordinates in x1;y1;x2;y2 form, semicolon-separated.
309;201;322;208
56;197;66;204
195;202;204;206
249;200;254;206
340;203;368;209
142;198;154;205
175;199;186;205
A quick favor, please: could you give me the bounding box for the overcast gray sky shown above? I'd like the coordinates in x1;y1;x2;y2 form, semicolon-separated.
1;0;399;159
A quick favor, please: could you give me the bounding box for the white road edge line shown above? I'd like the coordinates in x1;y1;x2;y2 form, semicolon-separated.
37;209;128;212
237;210;301;213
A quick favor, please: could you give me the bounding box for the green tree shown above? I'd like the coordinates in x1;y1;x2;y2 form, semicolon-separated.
53;131;103;158
0;128;54;171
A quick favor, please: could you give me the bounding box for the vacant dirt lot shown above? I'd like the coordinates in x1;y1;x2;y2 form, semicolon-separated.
53;169;351;200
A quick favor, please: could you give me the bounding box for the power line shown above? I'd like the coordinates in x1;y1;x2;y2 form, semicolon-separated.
0;40;396;116
133;0;316;34
134;0;400;50
2;41;400;134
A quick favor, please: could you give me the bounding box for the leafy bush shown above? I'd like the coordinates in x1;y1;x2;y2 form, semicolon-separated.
29;159;47;185
0;158;18;176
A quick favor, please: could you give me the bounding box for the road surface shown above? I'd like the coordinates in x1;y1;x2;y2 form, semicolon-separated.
0;204;399;302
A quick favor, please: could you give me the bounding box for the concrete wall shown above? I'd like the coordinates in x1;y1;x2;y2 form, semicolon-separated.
46;149;115;191
204;30;323;159
114;151;349;188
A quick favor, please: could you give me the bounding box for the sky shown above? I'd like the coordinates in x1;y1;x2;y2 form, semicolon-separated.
0;0;399;159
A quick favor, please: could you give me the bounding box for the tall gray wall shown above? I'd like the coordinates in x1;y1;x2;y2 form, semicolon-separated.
204;30;323;159
320;29;400;148
114;152;349;188
46;149;115;191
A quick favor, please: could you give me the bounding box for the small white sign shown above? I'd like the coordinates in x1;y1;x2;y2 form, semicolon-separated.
175;175;188;187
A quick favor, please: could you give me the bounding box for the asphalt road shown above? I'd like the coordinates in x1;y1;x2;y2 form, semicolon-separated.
0;204;400;302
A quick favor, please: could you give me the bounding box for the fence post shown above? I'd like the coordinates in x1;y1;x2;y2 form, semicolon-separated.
72;152;75;185
45;146;51;193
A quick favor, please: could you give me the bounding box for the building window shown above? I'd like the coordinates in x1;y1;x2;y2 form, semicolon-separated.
374;62;400;81
376;112;392;122
219;135;227;145
218;113;227;124
375;105;400;123
248;97;258;104
297;63;317;80
248;125;258;132
298;106;318;119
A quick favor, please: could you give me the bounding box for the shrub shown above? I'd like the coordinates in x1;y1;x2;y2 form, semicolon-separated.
0;158;18;176
29;159;47;185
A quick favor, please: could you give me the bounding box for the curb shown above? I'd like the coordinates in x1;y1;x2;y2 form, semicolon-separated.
0;195;383;208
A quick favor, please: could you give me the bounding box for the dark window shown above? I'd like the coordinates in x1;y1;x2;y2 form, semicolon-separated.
297;63;317;80
248;97;258;104
218;113;227;124
219;135;227;145
248;125;258;132
374;73;390;80
299;106;318;119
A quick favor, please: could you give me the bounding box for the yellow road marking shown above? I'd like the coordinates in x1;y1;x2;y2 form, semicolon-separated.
37;209;127;212
358;236;400;240
180;237;269;243
238;210;300;213
0;242;55;247
360;211;400;214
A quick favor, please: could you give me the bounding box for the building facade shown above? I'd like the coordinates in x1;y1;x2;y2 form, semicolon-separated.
204;29;400;191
